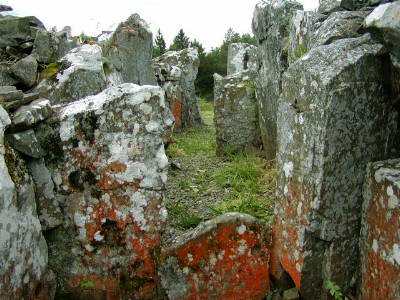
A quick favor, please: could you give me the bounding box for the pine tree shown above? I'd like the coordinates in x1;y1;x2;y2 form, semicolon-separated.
153;29;167;58
169;29;190;51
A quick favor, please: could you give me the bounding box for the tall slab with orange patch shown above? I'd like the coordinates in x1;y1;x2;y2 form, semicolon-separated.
275;34;399;298
360;159;400;299
159;213;271;300
35;83;174;298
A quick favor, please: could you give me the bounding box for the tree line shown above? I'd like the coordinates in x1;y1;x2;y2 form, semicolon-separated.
153;28;257;98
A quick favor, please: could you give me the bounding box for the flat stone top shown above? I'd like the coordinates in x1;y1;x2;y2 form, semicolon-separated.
371;159;400;188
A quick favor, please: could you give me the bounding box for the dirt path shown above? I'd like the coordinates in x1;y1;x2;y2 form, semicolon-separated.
163;100;277;243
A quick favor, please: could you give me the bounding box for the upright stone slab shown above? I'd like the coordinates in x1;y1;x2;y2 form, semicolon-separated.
102;14;156;86
227;43;258;75
153;48;202;127
35;83;173;299
0;106;53;299
361;159;400;300
274;34;399;298
36;44;107;105
159;213;271;300
252;0;302;160
214;71;261;156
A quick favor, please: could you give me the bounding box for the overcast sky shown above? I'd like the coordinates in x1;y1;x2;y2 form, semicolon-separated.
3;0;319;50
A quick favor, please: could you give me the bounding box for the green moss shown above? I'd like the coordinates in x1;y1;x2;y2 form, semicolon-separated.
166;202;203;230
289;43;308;64
40;62;60;80
3;144;27;187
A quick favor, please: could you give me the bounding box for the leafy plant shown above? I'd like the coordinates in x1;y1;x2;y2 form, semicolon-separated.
324;280;344;300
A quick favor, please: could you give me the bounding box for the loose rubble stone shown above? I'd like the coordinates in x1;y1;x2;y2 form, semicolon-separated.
102;14;156;86
2;91;39;112
0;16;45;48
10;54;38;87
274;34;399;299
11;99;52;130
252;0;302;160
360;159;400;300
7;129;44;158
0;106;51;298
35;83;173;298
154;48;202;128
159;213;271;300
37;44;107;105
0;64;18;86
227;43;258;75
214;71;261;156
0;85;23;102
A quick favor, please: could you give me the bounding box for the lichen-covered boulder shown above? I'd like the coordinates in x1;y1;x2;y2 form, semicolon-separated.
252;0;302;160
153;48;202;128
310;11;368;48
360;159;400;300
274;34;399;299
159;213;271;300
11;99;53;131
0;106;53;299
10;54;38;87
318;0;385;14
33;29;77;64
35;83;173;298
37;44;107;105
365;1;400;66
227;43;258;75
0;15;45;48
102;14;156;86
214;71;261;156
7;129;44;158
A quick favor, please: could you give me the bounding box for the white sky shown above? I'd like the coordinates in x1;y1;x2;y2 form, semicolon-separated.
3;0;319;50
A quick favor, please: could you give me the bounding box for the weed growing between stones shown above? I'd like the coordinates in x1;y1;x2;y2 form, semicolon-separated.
164;99;276;240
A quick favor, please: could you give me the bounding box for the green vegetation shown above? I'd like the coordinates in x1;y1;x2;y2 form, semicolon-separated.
79;280;95;290
153;29;167;58
165;100;276;232
324;280;344;300
169;29;190;51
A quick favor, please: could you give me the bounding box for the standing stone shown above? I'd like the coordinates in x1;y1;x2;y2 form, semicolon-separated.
252;0;302;160
227;43;258;75
10;54;38;87
214;71;261;155
360;159;400;300
153;48;202;128
36;44;107;105
35;83;173;298
102;14;156;86
159;213;271;300
0;106;53;299
274;34;399;298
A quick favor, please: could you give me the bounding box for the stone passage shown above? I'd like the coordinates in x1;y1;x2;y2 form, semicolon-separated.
214;43;261;156
153;48;202;129
361;159;400;300
159;213;271;300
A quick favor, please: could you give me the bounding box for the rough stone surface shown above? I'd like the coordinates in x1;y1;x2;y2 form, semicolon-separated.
33;29;77;64
35;83;173;298
310;11;369;48
0;85;23;102
11;99;53;131
37;44;107;105
102;14;156;86
252;0;302;160
227;43;258;75
153;48;202;128
318;0;381;14
0;16;45;48
365;1;400;66
0;105;51;299
360;159;400;300
7;129;44;158
10;54;38;87
274;34;399;299
214;71;261;155
0;64;18;86
159;213;271;300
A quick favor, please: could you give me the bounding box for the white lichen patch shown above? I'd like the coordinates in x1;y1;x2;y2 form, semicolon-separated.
237;224;247;235
283;161;294;178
